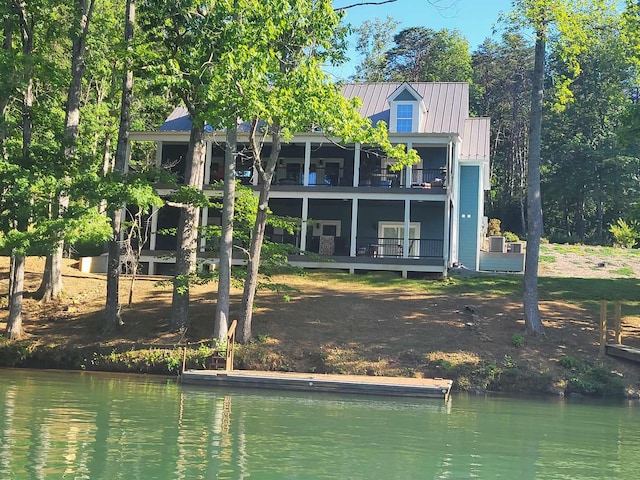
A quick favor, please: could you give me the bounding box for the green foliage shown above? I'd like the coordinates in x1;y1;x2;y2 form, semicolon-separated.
488;219;502;236
609;218;639;248
558;355;624;397
355;25;472;83
503;232;520;242
511;334;524;347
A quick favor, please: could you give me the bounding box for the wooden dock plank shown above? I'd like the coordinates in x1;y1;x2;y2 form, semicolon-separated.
606;343;640;363
180;370;452;400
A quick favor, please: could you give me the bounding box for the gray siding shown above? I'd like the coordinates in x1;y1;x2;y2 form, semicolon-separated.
458;166;480;269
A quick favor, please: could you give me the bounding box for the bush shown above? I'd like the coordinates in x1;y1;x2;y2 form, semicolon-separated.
558;355;624;397
503;231;520;242
488;218;501;236
609;218;639;248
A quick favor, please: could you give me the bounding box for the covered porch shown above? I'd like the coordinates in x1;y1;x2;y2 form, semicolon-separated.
267;196;449;276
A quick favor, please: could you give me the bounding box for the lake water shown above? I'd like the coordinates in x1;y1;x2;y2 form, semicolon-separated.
0;369;638;479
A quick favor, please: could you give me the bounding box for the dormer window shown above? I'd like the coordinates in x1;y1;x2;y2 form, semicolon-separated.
396;104;414;132
387;83;426;134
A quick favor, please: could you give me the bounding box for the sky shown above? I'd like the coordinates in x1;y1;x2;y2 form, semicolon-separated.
330;0;515;80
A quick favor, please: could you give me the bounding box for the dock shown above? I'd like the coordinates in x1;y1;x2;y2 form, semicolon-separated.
606;343;640;363
180;370;452;400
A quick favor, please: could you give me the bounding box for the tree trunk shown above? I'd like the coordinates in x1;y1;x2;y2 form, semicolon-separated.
5;252;25;340
170;124;206;331
7;2;33;339
38;0;95;302
104;0;134;334
214;125;237;341
523;31;545;335
36;250;64;302
239;126;282;343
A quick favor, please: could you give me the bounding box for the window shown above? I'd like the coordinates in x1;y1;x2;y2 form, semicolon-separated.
396;104;413;132
377;222;420;257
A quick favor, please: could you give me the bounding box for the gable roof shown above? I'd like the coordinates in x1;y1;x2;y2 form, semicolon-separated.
158;82;471;136
341;82;469;135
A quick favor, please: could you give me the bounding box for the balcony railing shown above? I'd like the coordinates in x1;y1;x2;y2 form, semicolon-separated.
409;168;446;188
264;166;447;189
274;166;347;186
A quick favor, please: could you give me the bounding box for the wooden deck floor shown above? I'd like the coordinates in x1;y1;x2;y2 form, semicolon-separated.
606;343;640;363
180;370;452;400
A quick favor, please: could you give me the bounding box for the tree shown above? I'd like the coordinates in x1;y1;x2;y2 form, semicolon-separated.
351;16;399;82
542;16;636;244
378;26;472;82
230;0;419;342
509;0;617;334
104;0;135;333
37;0;96;303
138;0;249;333
472;34;534;236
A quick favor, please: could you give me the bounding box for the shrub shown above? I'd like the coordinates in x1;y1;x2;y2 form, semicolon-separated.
503;231;520;242
609;218;639;248
558;355;624;397
488;218;501;236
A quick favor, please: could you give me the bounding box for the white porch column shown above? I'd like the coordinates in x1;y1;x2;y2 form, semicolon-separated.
155;141;162;168
353;143;361;187
204;140;212;186
123;140;132;174
303;140;311;186
443;200;451;267
149;206;158;250
404;141;413;188
200;207;208;252
119;208;127;243
350;198;359;257
300;197;309;251
403;199;410;258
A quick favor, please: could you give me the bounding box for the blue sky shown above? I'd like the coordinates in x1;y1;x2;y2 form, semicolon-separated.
331;0;515;80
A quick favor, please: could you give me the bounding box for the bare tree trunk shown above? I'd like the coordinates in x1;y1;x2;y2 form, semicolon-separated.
214;125;237;341
239;125;282;343
6;1;33;339
523;31;545;335
38;0;95;302
170;124;206;331
104;0;134;334
0;16;11;160
5;252;25;340
36;251;63;302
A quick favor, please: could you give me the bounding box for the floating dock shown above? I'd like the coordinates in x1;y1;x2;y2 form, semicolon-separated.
180;370;452;400
606;343;640;363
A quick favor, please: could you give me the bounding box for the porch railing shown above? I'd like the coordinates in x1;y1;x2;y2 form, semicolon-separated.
356;237;444;259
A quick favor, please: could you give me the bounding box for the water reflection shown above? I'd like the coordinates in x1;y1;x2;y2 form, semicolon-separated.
0;369;638;479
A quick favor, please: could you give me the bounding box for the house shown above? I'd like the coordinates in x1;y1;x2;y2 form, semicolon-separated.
122;81;499;277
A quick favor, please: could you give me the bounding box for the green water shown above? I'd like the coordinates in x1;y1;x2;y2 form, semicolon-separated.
0;369;638;479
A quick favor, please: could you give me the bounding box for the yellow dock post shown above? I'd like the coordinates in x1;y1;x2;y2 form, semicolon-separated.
614;302;622;345
599;300;607;357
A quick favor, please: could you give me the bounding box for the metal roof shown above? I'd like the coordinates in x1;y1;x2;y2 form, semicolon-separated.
460;117;491;161
341;82;470;135
159;82;472;136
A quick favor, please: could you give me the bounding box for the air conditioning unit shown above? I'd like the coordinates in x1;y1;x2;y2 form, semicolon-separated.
488;236;506;253
507;242;523;254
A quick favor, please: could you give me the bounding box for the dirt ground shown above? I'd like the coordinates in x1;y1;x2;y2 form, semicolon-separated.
1;250;640;392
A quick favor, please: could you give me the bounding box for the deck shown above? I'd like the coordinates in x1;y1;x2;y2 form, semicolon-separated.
606;344;640;363
180;370;452;400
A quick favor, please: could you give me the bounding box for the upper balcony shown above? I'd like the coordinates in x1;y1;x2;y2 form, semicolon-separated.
159;141;450;192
